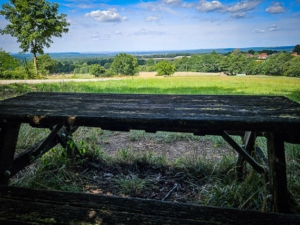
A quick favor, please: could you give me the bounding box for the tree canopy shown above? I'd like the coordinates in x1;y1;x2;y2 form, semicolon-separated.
0;0;69;74
111;53;139;76
155;60;176;76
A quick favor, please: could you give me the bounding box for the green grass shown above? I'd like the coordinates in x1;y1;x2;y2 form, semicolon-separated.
32;76;300;102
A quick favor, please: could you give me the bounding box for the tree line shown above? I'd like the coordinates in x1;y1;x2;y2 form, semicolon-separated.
1;46;300;79
173;49;300;77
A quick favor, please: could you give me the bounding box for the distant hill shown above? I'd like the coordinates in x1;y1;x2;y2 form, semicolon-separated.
11;46;295;60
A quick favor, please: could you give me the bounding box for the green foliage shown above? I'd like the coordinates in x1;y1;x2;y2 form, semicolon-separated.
0;0;69;74
111;53;139;76
219;50;247;75
89;64;105;77
292;44;300;54
245;59;263;75
146;58;155;67
140;58;156;72
0;49;37;79
284;57;300;77
175;52;222;73
0;48;21;76
200;172;268;210
261;52;292;75
37;54;57;75
115;174;147;195
155;60;176;76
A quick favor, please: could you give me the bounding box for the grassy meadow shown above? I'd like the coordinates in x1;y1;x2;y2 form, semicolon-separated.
29;75;300;102
1;74;300;213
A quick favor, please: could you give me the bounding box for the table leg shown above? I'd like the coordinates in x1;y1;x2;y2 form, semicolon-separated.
236;131;256;181
0;123;21;185
267;132;290;213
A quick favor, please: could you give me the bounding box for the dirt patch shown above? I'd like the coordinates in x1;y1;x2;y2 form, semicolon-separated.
78;130;237;203
96;131;232;162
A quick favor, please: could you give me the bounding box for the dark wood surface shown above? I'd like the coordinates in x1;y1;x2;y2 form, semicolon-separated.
0;92;300;134
0;186;299;225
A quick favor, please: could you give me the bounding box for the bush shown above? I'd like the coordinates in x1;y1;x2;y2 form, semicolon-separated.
0;66;36;79
104;69;116;77
155;60;176;76
90;64;105;77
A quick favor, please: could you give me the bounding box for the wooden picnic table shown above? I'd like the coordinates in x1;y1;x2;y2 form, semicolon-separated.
0;92;300;215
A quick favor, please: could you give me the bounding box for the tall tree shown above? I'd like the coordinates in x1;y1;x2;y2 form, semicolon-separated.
0;0;69;74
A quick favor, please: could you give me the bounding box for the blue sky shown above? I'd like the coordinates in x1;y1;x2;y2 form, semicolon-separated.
0;0;300;53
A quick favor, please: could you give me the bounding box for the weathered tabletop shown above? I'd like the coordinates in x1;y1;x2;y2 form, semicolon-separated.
0;92;299;135
1;92;300;214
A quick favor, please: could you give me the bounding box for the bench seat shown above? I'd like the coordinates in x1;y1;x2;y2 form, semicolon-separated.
0;186;299;225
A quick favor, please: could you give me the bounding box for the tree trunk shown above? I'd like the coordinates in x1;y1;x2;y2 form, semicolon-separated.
33;53;38;74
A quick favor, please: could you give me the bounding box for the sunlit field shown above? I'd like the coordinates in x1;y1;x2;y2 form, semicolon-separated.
32;75;300;102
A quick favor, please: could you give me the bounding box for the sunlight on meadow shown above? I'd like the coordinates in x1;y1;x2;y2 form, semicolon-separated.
33;75;300;103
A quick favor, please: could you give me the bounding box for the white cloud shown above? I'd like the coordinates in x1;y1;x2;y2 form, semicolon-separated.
133;28;166;36
265;3;286;14
138;2;160;11
85;8;127;22
253;29;265;33
62;2;102;9
91;33;110;41
269;24;280;31
182;2;195;8
195;0;225;12
227;0;262;13
231;12;247;19
192;0;263;20
145;15;161;22
162;0;182;5
138;2;177;14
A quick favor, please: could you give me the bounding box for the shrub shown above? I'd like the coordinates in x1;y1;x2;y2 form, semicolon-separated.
155;60;176;76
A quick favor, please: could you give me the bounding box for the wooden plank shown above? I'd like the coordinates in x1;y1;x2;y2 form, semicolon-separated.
236;132;257;181
10;137;58;177
222;131;265;175
11;125;78;177
0;123;21;185
0;186;299;225
0;93;299;134
267;132;290;213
